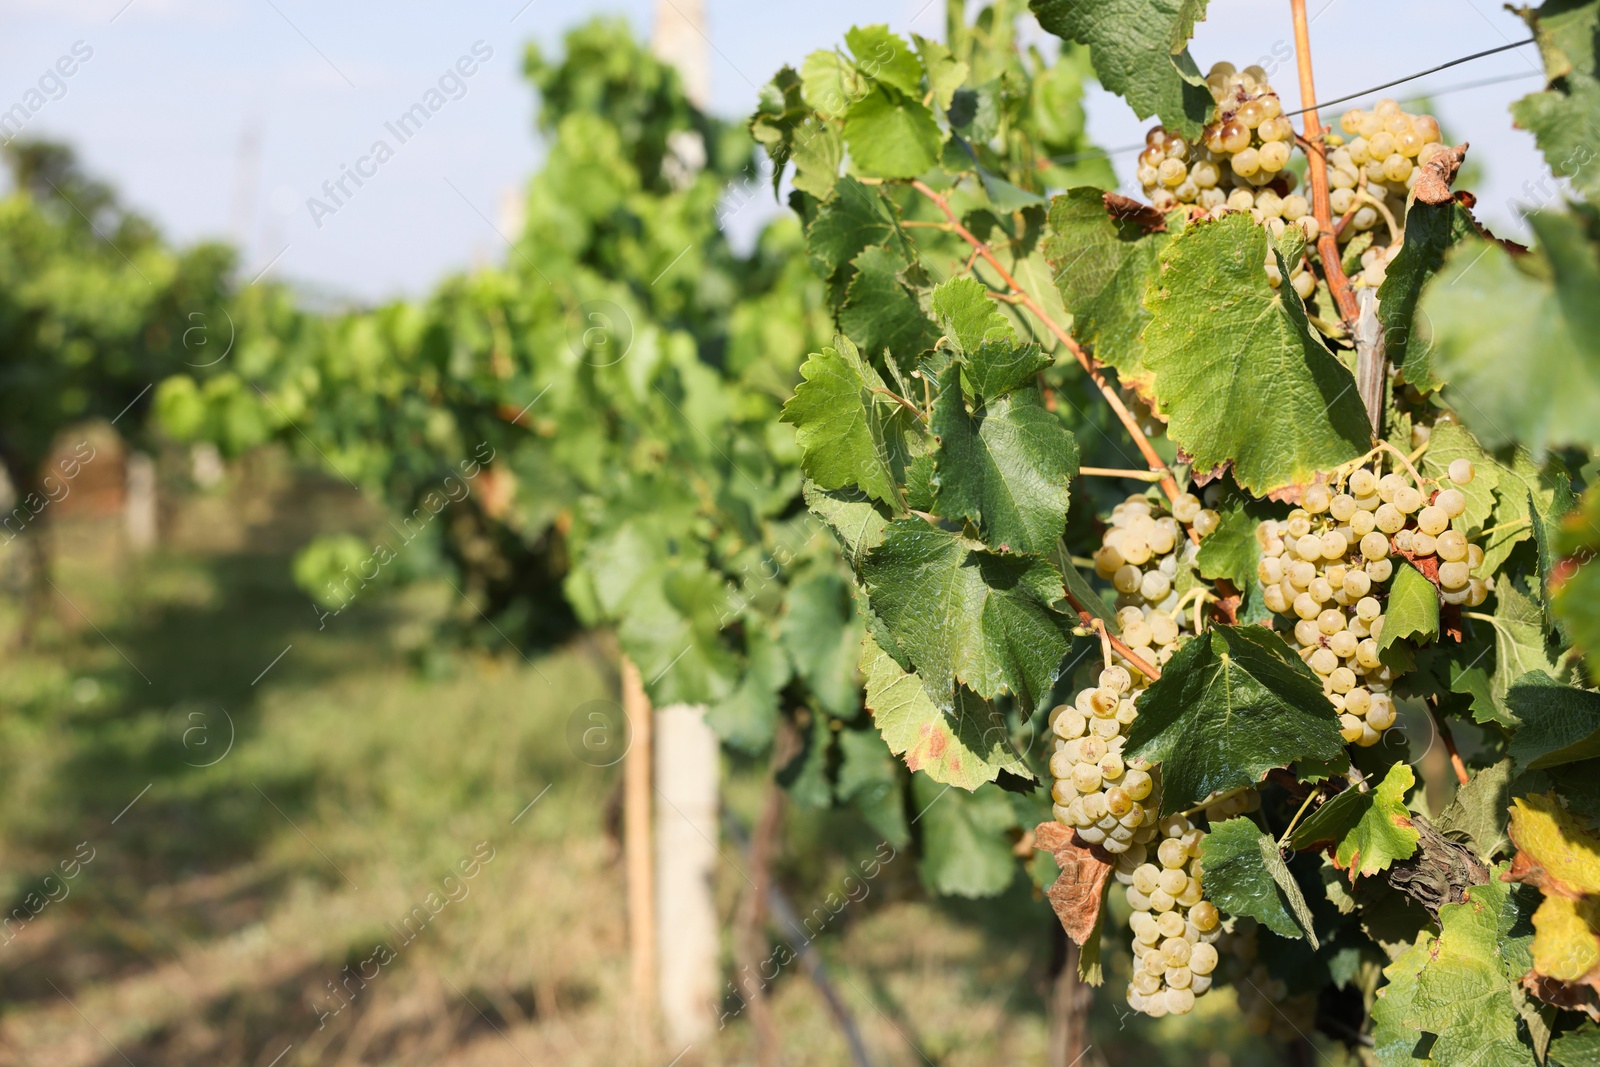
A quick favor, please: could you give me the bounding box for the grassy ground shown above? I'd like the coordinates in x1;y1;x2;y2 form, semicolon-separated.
0;453;1335;1066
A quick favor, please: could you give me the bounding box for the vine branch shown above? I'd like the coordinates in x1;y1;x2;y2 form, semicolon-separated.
908;179;1180;504
1425;700;1472;786
1078;466;1168;482
1289;0;1361;333
1059;586;1162;680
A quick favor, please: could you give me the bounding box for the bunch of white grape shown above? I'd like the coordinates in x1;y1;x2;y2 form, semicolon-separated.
1137;63;1319;298
1327;99;1445;277
1049;664;1157;854
1057;492;1221;844
1116;813;1224;1017
1091;492;1220;656
1256;459;1486;746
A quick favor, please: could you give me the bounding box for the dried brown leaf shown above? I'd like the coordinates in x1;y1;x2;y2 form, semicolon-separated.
1034;821;1114;945
1415;143;1469;205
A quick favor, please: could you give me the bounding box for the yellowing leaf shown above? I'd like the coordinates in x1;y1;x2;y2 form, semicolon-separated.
1531;894;1600;984
858;633;1029;790
1509;793;1600;898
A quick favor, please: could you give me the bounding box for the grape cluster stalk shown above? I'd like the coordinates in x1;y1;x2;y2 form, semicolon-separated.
1256;457;1483;746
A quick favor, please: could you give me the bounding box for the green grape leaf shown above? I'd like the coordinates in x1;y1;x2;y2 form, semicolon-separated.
844;86;942;179
782;337;904;507
1202;816;1319;943
861;519;1076;716
617;560;741;709
1377;563;1440;654
931;276;1015;356
706;626;790;752
1417;629;1505;726
1196;493;1274;593
1372;936;1432;1066
838;245;942;366
1424;212;1600;457
751;66;809;194
834;727;911;848
860;633;1027;790
779;712;836;809
1377;199;1479;392
781;571;865;719
1289;763;1421;880
1029;0;1214;136
845;25;924;98
1481;447;1571;580
1143;213;1369;494
804;481;889;566
1513;0;1600;207
1043;187;1174;380
1550;1023;1600;1067
975;163;1049;213
1435;757;1517;862
1416;421;1500;535
1508;671;1600;773
1401;873;1538;1067
960;341;1054;404
1125;625;1346;815
800;48;865;118
1051;541;1120;633
903;450;937;511
949;80;1001;142
1552;486;1600;658
913;775;1018;898
790;118;843;201
1489;581;1566;711
914;34;967;113
806;178;895;281
930;364;1078;557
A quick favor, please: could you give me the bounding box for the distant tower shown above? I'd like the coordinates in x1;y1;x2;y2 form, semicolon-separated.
651;0;710;109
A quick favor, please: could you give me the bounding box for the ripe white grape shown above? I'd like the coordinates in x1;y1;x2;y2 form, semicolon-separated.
1140;65;1331;300
1258;454;1492;746
1119;811;1229;1017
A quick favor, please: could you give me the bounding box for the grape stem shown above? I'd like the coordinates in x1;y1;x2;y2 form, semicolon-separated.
1355;189;1403;243
1289;0;1361;331
1175;785;1251;819
1472;520;1530;540
1168;587;1219;638
908;178;1180;504
1059;592;1163;681
1079;466;1168;482
873;387;927;422
1277;785;1323;849
1329;439;1426;491
1375;440;1428;489
1096;617;1162;683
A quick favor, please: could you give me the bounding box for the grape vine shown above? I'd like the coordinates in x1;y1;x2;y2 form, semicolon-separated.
764;0;1600;1056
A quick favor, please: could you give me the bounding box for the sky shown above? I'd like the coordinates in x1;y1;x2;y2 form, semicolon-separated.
1;0;1555;304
